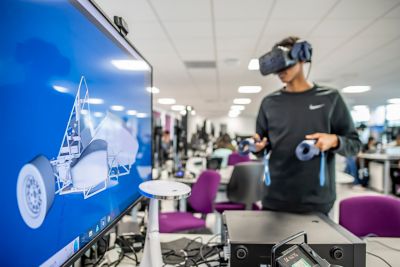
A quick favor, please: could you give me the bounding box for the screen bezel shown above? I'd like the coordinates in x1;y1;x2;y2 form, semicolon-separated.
59;0;153;266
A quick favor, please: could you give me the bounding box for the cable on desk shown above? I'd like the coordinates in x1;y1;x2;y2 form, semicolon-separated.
367;240;400;252
367;251;392;267
161;234;226;267
116;236;139;264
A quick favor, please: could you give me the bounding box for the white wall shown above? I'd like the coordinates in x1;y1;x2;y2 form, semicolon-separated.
210;115;256;137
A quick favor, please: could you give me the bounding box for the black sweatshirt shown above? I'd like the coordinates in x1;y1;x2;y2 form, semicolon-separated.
256;84;362;214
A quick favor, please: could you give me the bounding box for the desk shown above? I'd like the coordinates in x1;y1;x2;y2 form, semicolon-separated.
105;233;221;267
100;234;399;267
167;167;233;186
359;153;400;194
366;237;400;266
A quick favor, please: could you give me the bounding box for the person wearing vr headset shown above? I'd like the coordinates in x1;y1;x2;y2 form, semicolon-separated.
253;36;362;214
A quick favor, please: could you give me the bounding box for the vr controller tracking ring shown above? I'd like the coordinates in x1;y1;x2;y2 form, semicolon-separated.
295;140;326;187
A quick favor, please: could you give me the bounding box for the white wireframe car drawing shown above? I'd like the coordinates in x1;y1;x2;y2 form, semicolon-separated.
16;76;138;229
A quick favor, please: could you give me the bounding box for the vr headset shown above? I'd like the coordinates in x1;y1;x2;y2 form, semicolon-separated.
259;40;312;76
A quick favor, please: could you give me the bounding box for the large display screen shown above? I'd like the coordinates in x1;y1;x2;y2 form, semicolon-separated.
0;0;152;265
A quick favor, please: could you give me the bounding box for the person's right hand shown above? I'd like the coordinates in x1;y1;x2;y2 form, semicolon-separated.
253;133;268;152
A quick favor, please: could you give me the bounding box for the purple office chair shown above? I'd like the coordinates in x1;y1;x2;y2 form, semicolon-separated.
339;195;400;237
159;170;221;233
227;152;250;166
215;162;264;213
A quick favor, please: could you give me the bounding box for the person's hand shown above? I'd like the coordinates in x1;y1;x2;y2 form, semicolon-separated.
253;133;268;152
305;133;339;152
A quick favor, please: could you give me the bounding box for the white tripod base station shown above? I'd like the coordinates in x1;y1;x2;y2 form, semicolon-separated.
139;180;191;267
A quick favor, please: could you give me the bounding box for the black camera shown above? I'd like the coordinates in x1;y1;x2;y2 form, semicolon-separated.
114;16;129;36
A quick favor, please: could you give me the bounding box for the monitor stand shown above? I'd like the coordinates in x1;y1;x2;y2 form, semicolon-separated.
139;180;191;267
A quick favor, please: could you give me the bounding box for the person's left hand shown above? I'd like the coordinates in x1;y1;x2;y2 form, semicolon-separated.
305;133;339;152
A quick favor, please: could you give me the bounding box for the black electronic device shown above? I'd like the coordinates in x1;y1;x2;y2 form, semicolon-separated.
114;16;129;36
207;157;223;170
272;231;342;267
222;211;366;267
259;40;312;76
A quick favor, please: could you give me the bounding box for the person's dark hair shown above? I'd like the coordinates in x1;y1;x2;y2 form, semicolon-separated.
368;137;375;142
163;130;170;135
222;133;231;143
273;36;300;49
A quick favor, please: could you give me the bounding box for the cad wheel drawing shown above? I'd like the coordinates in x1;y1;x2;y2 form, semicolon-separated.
16;155;55;229
16;76;139;229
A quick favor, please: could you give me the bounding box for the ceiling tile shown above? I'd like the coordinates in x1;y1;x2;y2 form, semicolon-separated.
174;38;215;60
128;21;166;40
327;0;399;19
215;20;266;38
95;0;157;22
271;0;338;20
311;19;372;38
385;5;400;18
213;0;274;20
163;21;213;39
150;0;211;21
358;19;400;38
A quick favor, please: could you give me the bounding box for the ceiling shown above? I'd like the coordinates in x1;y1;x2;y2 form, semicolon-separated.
94;0;400;118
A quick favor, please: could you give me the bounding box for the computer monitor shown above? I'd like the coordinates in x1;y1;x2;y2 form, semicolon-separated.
207;157;223;170
0;0;152;266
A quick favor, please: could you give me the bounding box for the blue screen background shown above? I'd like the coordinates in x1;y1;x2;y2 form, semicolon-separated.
0;0;152;265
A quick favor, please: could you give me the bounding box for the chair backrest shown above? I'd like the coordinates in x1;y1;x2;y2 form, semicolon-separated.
188;170;221;214
227;152;250;166
339;195;400;237
227;161;264;209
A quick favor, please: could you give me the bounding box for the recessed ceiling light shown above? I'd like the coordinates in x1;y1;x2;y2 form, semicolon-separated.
110;105;125;111
388;98;400;104
111;60;150;71
353;105;369;110
191;110;196;116
171;105;185;111
137;113;147;118
158;98;176;105
88;98;104;105
53;85;69;93
228;110;240;117
146;87;160;94
248;59;259;70
233;98;251;105
187;106;193;111
126;110;137;116
342;86;371;93
231;105;245;111
238;86;262;94
180;110;187;115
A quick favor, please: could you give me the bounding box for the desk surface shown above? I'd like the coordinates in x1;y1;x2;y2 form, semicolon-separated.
111;233;221;267
106;234;398;266
167;167;233;185
359;153;400;160
366;237;400;267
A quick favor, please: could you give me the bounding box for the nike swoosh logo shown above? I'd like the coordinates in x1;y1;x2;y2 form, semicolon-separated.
309;104;325;110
